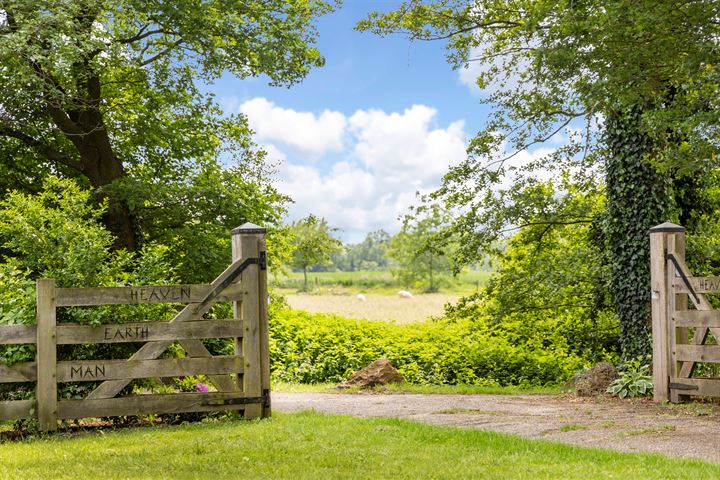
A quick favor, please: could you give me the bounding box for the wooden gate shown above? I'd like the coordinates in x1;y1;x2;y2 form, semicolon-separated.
650;222;720;402
0;223;270;431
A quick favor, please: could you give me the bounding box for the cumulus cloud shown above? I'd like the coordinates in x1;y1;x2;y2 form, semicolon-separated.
237;99;468;241
240;97;346;158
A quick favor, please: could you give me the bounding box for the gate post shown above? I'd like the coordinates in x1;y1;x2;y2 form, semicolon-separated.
649;222;685;403
36;278;57;431
231;223;269;419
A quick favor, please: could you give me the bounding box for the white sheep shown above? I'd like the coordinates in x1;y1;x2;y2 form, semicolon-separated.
397;290;413;299
356;293;366;302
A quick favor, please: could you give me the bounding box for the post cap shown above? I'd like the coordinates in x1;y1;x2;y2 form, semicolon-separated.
231;222;266;235
648;222;685;233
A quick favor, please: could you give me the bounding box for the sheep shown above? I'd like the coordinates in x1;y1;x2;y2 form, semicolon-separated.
356;293;366;302
397;290;413;299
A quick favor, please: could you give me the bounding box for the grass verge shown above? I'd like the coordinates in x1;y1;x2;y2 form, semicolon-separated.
273;382;566;396
0;412;718;479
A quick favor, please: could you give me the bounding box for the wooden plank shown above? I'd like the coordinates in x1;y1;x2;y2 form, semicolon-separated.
669;377;720;397
666;234;679;403
675;277;720;294
57;392;261;420
0;325;36;345
36;278;57;432
258;235;271;418
0;361;37;383
57;320;243;345
85;258;249;400
675;345;720;363
672;255;715;379
674;310;720;328
56;283;244;307
0;399;35;421
650;230;669;402
235;231;262;419
57;356;243;382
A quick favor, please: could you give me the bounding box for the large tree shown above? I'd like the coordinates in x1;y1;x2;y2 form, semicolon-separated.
0;0;333;250
359;0;720;358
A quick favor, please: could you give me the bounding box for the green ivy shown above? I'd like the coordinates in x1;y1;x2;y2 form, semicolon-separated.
604;107;672;360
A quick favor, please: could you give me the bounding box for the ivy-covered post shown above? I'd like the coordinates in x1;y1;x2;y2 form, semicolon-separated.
649;222;684;403
605;107;672;362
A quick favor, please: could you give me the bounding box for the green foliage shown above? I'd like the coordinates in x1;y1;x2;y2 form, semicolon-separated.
359;0;720;361
0;177;174;373
604;108;673;360
0;0;334;249
270;307;584;386
387;204;456;292
606;358;653;399
289;215;343;290
331;230;390;272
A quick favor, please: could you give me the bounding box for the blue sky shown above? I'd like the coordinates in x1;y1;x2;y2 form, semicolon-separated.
207;1;493;243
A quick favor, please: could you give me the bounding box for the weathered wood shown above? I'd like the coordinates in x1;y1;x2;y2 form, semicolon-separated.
675;344;720;363
0;400;35;421
669;377;720;397
57;356;243;382
650;229;669;402
57;392;262;420
234;229;262;419
672;255;715;379
56;320;243;345
0;361;37;383
258;235;271;417
674;310;720;328
666;234;680;403
56;283;244;307
675;277;720;294
85;258;249;400
36;278;57;432
0;325;36;345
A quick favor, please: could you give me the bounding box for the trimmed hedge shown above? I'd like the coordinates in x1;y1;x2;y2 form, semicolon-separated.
269;307;585;386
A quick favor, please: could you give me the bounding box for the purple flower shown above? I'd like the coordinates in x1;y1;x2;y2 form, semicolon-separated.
195;382;209;393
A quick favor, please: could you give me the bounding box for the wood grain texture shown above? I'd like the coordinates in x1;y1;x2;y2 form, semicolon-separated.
57;392;261;420
36;279;57;431
650;231;669;402
0;361;37;383
56;283;243;306
57;356;243;382
0;400;34;421
0;325;36;345
56;320;243;345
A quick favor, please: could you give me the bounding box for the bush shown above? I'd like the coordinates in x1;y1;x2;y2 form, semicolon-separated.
269;306;585;386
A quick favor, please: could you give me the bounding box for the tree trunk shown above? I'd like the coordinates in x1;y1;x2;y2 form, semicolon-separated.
46;76;138;251
303;267;308;291
605;106;672;361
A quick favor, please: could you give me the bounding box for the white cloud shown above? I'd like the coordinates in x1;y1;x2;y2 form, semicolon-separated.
240;98;346;158
237;100;469;242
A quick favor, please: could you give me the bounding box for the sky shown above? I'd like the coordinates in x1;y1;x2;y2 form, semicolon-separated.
207;1;493;243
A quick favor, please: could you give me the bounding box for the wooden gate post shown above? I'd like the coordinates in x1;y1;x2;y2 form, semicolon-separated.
649;222;685;403
36;278;57;431
231;223;270;419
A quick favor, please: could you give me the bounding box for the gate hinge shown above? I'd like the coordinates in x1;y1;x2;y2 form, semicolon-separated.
259;251;267;271
669;382;699;391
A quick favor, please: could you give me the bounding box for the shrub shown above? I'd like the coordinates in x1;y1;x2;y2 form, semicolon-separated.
269;306;585;386
606;357;653;398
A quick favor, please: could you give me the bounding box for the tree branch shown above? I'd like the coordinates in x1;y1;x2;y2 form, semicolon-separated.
0;124;84;171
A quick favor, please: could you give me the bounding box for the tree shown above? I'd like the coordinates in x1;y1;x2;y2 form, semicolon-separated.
0;0;334;250
359;0;720;359
387;204;456;292
333;230;391;271
290;215;343;291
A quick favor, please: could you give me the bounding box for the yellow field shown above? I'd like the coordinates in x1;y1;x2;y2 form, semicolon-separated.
284;293;459;324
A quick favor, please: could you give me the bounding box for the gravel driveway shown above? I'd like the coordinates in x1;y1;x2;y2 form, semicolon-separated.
273;391;720;463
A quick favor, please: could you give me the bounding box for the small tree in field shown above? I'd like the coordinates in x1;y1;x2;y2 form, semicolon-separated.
290;215;343;291
387;205;456;293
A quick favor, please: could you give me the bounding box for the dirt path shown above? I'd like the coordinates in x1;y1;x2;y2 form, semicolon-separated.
274;392;720;463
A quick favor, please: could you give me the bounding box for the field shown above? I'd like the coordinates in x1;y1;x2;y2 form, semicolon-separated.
284;293;458;323
1;412;719;479
271;269;491;295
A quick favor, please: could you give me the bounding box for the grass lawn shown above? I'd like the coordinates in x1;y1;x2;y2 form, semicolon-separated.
0;412;717;479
